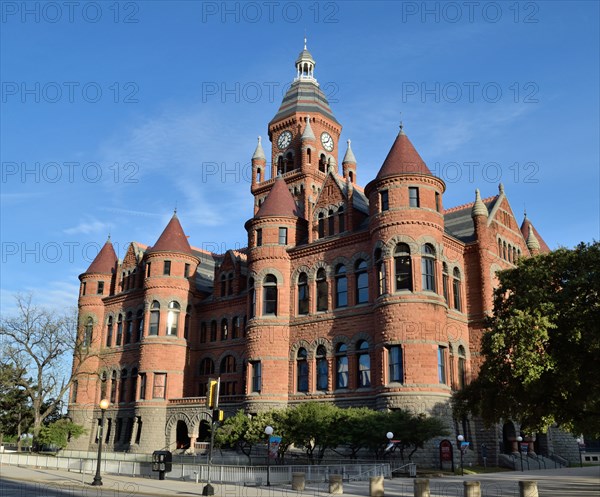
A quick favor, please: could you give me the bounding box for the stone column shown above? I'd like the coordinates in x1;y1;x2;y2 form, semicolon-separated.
519;481;538;497
464;481;481;497
414;478;430;497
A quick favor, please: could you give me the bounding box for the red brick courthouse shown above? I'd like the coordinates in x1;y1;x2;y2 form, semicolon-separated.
68;44;572;466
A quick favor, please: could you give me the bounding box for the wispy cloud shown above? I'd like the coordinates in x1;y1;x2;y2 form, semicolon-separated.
63;219;112;235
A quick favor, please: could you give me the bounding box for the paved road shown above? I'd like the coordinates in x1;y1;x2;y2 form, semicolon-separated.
0;463;598;496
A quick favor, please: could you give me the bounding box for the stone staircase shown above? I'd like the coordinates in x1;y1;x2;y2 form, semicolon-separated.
499;452;567;470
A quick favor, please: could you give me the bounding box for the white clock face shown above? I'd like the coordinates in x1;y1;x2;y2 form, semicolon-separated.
321;132;334;152
277;131;292;150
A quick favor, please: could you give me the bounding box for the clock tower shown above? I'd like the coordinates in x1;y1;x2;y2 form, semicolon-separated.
251;40;343;218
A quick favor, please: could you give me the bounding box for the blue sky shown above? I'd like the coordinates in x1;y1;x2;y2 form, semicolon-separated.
1;0;599;314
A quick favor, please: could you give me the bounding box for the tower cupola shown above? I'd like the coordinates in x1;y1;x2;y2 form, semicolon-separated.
295;38;316;83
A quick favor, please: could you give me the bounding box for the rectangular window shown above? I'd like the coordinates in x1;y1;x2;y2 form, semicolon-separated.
163;261;171;276
256;229;263;247
336;356;348;389
184;263;190;278
146;262;151;277
97;281;104;295
139;373;147;400
409;187;419;207
278;227;288;245
438;346;447;384
435;192;441;212
251;361;262;392
153;373;166;399
388;346;404;383
380;190;389;211
71;380;78;403
81;282;86;296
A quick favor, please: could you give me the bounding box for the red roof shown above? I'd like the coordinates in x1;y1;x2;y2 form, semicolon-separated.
148;214;193;255
86;239;117;274
376;132;432;179
256;175;300;218
520;218;551;253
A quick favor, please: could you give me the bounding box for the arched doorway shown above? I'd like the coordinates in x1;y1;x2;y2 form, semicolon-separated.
176;420;190;449
502;421;517;454
198;420;211;442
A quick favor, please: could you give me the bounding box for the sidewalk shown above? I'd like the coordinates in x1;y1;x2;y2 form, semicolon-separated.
0;462;598;496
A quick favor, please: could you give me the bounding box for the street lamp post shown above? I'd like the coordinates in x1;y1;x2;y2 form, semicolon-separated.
91;399;110;486
265;426;273;486
517;436;524;471
457;435;464;476
576;438;584;468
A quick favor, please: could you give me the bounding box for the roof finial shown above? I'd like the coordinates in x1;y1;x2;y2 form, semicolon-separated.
107;233;111;242
471;188;488;218
499;183;505;194
399;113;404;135
174;201;177;215
304;35;307;50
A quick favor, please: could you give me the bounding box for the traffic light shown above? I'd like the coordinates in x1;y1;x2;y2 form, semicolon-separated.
206;378;220;409
213;409;224;422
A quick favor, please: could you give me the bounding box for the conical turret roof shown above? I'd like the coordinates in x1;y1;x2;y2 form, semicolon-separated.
376;130;432;179
255;175;300;218
252;136;266;160
343;139;357;164
148;213;193;255
85;238;117;274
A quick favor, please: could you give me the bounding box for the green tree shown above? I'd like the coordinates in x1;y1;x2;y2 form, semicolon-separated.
214;410;257;461
36;418;85;450
454;242;600;436
286;402;343;463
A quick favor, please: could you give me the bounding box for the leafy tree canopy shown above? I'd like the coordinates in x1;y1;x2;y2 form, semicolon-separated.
454;242;600;437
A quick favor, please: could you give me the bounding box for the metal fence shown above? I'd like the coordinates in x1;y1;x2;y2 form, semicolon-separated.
0;452;390;484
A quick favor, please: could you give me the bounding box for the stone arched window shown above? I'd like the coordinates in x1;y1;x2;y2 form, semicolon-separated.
231;316;239;339
458;345;467;389
248;278;255;318
84;317;93;348
210;320;217;342
125;311;133;344
116;313;123;345
221;318;228;340
338;206;345;233
375;248;386;297
200;359;215;381
421;244;436;292
296;348;308;392
135;309;143;342
316;268;328;312
356;340;371;388
200;322;207;343
110;370;117;403
120;369;128;403
335;343;348;389
263;274;278;316
149;301;160;336
220;274;226;297
355;259;368;304
335;264;347;308
227;273;234;295
184;305;191;339
316;345;328;391
318;212;325;238
442;263;449;303
106;316;113;347
394;243;413;291
452;268;462;311
319;153;326;172
328;209;335;236
220;355;236;374
297;272;309;315
166;301;180;336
